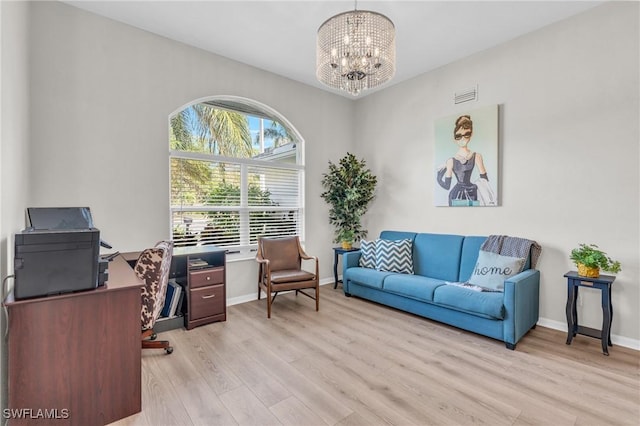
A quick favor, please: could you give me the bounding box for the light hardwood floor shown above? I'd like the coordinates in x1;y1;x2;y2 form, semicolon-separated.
113;285;640;426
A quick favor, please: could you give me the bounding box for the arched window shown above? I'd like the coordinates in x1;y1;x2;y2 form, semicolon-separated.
169;97;304;258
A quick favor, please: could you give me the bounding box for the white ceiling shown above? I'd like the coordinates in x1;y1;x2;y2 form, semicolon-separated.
63;0;603;98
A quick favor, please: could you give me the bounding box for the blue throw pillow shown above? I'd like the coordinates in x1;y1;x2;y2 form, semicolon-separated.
376;239;414;274
468;250;525;291
358;239;377;269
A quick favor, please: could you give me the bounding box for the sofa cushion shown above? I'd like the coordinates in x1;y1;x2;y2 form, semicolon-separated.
413;233;464;281
468;251;525;291
358;239;377;269
380;230;417;242
459;236;486;282
382;274;444;302
433;285;505;319
344;267;394;289
376;238;414;274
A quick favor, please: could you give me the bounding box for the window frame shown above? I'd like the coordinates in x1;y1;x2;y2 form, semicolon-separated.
168;97;305;261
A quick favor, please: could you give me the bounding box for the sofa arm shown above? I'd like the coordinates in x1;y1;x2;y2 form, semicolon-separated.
343;250;361;269
342;250;361;293
503;269;540;346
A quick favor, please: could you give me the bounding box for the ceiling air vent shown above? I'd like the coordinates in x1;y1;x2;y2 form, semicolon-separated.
454;86;478;104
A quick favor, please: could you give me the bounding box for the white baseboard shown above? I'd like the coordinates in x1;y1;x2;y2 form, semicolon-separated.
537;317;640;351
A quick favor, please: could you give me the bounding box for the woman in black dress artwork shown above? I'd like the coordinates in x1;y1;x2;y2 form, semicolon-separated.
436;115;489;206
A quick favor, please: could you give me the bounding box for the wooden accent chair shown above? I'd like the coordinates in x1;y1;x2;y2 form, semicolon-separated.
256;236;319;318
136;240;174;354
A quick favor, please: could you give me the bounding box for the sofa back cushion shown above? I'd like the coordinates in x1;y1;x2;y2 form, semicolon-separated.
413;233;464;281
459;236;486;281
379;230;417;242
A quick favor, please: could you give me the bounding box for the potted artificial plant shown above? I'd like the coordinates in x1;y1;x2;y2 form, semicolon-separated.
570;243;621;278
321;153;377;249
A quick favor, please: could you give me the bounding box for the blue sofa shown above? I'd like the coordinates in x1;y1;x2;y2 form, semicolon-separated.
342;231;540;349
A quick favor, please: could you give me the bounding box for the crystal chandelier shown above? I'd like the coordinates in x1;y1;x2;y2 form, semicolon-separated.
316;2;396;96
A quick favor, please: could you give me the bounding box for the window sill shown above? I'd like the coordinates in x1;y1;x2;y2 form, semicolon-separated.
225;250;257;263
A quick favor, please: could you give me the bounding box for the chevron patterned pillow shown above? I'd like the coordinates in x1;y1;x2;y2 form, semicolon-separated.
376;239;414;274
359;239;377;269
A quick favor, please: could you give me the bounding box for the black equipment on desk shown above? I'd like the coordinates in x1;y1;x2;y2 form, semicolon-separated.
13;207;111;300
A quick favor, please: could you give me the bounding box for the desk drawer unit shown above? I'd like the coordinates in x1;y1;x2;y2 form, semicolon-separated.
187;267;226;329
190;284;225;320
190;267;224;288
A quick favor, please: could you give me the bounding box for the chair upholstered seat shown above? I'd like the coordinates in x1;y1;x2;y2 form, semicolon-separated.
256;236;319;318
270;269;316;283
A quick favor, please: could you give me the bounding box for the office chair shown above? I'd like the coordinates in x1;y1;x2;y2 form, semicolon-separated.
137;240;174;354
256;236;319;318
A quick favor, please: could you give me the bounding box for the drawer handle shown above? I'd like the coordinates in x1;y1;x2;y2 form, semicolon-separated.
202;294;216;299
206;276;211;280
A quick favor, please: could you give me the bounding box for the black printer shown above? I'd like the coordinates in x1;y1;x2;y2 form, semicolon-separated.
13;207;109;300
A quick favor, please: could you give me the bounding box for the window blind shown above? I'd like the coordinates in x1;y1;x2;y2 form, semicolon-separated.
170;155;302;253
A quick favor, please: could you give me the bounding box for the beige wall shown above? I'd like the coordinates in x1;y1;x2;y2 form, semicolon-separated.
27;1;353;299
354;2;639;347
1;0;31;412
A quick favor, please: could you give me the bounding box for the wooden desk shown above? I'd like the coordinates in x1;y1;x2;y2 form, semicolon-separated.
5;255;143;425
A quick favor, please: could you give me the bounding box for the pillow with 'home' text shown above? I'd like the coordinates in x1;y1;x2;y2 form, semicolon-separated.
358;239;377;269
468;250;525;291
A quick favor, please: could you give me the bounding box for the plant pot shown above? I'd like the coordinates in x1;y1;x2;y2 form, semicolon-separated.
577;263;600;278
341;241;352;250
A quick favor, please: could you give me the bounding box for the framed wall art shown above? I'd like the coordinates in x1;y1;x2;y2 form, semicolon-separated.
434;104;499;207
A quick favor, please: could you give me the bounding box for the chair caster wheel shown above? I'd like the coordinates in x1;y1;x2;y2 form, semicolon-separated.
165;347;173;354
150;332;157;340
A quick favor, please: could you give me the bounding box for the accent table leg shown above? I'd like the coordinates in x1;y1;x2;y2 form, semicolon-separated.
608;285;613;347
333;250;339;289
566;282;578;345
601;284;611;356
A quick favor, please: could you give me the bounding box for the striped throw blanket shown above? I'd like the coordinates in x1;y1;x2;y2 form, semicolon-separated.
480;235;542;270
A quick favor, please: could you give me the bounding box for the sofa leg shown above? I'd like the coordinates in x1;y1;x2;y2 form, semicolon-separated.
344;292;351;297
505;342;516;350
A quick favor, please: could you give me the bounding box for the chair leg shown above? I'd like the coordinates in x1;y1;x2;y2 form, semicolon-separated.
267;291;272;319
142;329;173;354
316;285;319;311
141;329;154;340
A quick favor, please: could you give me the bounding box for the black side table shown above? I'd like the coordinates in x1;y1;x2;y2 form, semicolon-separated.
564;271;616;355
333;247;359;289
